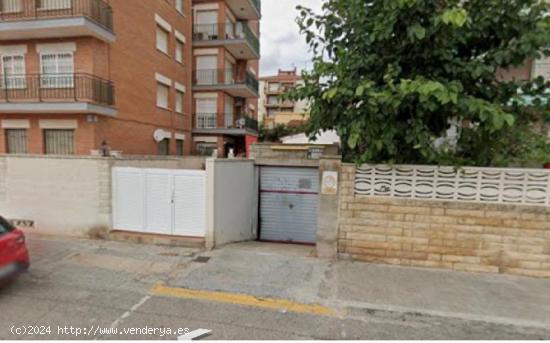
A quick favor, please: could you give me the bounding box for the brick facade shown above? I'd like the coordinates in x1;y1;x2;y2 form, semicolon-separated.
338;164;550;278
0;0;261;157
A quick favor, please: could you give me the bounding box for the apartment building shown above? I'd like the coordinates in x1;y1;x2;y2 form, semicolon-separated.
259;68;308;129
0;0;260;157
191;0;260;157
498;57;550;82
0;0;194;156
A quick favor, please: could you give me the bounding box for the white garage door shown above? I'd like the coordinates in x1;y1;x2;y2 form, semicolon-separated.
112;168;206;237
260;167;319;244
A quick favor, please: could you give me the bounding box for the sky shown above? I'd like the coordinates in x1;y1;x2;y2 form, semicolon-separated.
259;0;323;77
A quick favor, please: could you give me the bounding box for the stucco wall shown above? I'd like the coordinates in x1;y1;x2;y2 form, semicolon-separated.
209;159;258;247
0;155;110;237
338;164;550;278
0;155;207;238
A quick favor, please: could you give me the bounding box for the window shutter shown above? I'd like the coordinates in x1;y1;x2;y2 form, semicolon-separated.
5;129;27;154
176;91;183;113
156;27;169;54
176;40;183;63
157;83;169;108
44;129;75;155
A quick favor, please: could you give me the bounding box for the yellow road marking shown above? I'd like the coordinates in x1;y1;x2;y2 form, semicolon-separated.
150;282;336;317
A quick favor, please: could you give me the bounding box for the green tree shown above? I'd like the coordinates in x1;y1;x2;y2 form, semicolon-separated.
289;0;550;166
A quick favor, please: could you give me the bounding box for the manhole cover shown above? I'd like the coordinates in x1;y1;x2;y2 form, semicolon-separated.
193;256;211;263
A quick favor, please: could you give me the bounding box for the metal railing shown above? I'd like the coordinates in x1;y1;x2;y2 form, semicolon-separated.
196;112;258;131
193;21;259;56
193;69;259;94
0;73;115;106
0;0;114;32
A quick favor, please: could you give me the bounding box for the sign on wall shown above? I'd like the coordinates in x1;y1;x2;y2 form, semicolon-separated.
321;171;339;195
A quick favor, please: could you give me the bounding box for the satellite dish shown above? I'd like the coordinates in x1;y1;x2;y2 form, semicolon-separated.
153;129;168;142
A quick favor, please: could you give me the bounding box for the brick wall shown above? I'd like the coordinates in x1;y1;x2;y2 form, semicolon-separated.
0;0;194;156
338;164;550;278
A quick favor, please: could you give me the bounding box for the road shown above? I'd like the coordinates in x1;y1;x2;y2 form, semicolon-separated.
1;233;549;340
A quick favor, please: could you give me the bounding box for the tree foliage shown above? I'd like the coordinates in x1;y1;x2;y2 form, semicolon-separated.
288;0;550;166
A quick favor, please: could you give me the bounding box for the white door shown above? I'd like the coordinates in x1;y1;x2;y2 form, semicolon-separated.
224;95;234;127
112;168;206;237
196;55;218;85
145;170;173;235
112;168;145;232
260;167;319;244
173;171;206;237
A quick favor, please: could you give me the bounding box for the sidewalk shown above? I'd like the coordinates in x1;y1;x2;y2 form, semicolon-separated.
172;241;550;329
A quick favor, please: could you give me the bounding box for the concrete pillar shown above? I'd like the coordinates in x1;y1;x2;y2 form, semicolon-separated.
205;158;216;249
316;156;342;259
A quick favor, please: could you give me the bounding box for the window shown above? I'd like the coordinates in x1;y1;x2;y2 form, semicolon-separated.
39;0;71;10
158;138;170;155
175;0;183;14
1;55;25;89
175;39;184;63
157;82;169;109
156;26;169;54
175;90;184;113
5;129;27;154
268;82;280;92
176;139;184;156
44;129;74;155
267;108;277;117
196;142;217;156
0;0;21;14
267;95;278;105
40;52;74;88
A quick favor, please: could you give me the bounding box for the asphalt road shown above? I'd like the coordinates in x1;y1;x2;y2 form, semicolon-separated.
1;234;549;340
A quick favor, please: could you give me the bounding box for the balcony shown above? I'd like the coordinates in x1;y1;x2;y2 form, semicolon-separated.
0;73;116;116
266;100;295;108
193;69;259;98
226;0;261;20
0;0;115;43
193;22;259;60
194;112;258;135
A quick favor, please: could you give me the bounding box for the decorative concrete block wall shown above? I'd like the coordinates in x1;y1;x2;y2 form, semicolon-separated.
338;164;550;278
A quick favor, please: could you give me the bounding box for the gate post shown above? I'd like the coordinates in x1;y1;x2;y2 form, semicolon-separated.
316;156;342;259
205;158;216;249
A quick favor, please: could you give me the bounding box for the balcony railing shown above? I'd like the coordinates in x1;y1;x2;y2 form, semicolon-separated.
0;73;115;106
193;21;259;56
196;112;258;131
193;69;259;93
0;0;114;32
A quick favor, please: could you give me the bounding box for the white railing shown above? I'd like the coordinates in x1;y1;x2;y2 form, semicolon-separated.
355;165;550;206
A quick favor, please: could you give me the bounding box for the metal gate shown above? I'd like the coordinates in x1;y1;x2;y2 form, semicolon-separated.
112;167;206;237
259;167;319;244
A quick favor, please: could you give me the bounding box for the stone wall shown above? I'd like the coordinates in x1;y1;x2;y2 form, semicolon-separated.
338;164;550;278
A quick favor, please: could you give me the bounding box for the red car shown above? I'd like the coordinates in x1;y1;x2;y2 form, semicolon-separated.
0;216;30;285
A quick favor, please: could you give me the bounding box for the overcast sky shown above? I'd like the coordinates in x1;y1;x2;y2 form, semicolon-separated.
260;0;323;76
